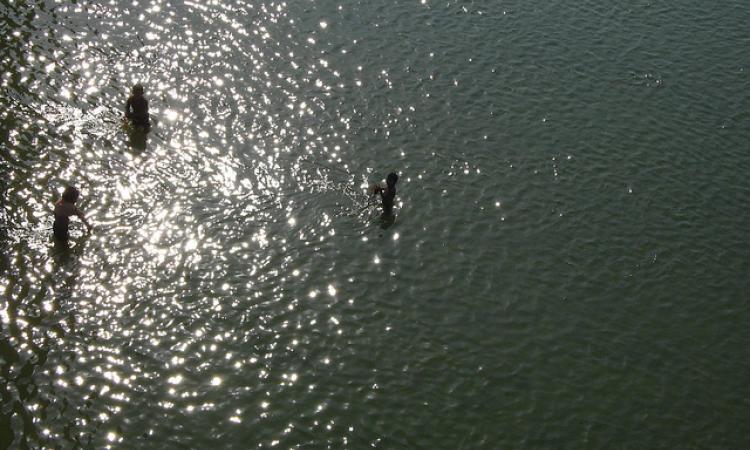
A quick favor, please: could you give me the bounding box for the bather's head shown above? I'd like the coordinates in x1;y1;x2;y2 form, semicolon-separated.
386;172;398;188
62;186;80;203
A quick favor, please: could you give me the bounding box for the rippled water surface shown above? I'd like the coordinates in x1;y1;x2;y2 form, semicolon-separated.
2;0;750;447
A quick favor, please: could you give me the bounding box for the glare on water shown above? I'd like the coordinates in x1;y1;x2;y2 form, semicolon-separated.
3;0;750;448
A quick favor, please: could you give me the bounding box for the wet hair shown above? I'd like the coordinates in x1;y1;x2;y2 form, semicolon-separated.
132;83;144;95
62;186;79;203
386;172;398;188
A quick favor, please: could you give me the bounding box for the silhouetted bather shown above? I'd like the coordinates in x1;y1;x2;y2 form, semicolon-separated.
371;172;398;215
125;84;150;129
53;186;92;240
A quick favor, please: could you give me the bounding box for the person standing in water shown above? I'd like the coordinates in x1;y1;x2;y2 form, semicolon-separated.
371;172;398;215
53;186;92;240
124;83;150;130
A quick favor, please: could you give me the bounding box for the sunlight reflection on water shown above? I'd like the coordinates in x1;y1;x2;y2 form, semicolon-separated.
1;0;389;445
4;0;750;447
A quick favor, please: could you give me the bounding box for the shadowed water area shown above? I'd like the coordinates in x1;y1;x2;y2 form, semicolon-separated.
2;0;750;447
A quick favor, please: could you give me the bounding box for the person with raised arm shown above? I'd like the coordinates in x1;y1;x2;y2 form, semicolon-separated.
371;172;398;215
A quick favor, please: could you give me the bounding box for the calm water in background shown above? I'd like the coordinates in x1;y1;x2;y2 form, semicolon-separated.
2;0;750;447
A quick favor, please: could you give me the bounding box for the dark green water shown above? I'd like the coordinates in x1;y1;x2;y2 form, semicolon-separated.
2;0;750;448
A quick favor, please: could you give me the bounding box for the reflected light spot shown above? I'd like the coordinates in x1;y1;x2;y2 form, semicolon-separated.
211;376;222;386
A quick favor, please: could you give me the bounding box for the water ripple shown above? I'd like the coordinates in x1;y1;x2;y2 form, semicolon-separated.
3;0;750;447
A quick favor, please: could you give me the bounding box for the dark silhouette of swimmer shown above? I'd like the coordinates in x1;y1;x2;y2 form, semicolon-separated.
124;84;150;129
371;172;398;215
53;186;92;240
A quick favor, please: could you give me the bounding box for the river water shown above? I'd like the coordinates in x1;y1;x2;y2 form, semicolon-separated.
2;0;750;448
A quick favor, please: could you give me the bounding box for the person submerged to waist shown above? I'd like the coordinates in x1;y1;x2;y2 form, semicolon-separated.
53;186;92;240
371;172;399;215
125;83;150;127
